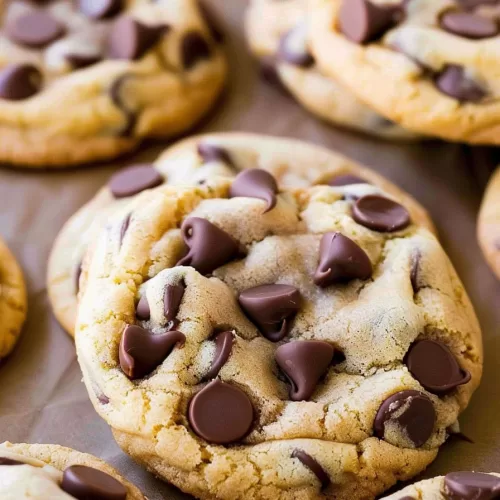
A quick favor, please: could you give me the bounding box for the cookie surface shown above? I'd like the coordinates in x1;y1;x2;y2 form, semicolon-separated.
0;441;144;499
0;0;226;167
245;0;418;140
0;238;27;360
75;141;480;499
48;133;434;336
478;166;500;280
309;0;500;144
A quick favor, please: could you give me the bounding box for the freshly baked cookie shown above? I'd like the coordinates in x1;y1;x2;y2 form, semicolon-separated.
0;441;143;499
0;0;226;167
245;0;418;140
0;238;27;360
308;0;500;144
382;472;500;499
478;166;500;280
75;144;480;499
48;133;434;336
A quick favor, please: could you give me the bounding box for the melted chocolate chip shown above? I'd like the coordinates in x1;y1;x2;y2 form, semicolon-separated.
440;10;499;39
374;390;436;447
181;32;212;69
0;64;42;101
119;213;131;246
197;142;234;167
61;465;127;500
108;164;163;198
188;379;253;444
435;65;486;102
445;472;500;500
79;0;123;20
7;12;65;48
119;325;185;379
238;284;301;342
275;341;334;401
406;340;471;394
278;23;315;68
229;169;279;212
291;450;331;489
352;195;411;232
410;250;421;293
136;294;150;320
164;282;185;324
327;174;369;186
177;217;239;275
0;457;24;465
204;330;234;379
109;74;137;136
314;232;372;287
66;53;102;70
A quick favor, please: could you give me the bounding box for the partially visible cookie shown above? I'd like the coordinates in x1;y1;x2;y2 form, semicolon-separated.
0;238;26;360
0;441;144;499
0;0;226;167
308;0;500;144
245;0;418;140
382;472;500;499
478;166;500;280
47;132;435;336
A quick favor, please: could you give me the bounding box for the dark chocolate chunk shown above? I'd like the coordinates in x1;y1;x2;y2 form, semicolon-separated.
291;449;331;489
197;142;234;167
327;174;369;186
177;217;239;275
188;379;253;444
374;390;436;447
278;23;315;68
66;53;102;70
119;213;131;246
238;284;301;342
119;325;185;379
79;0;123;20
7;12;65;48
164;282;185;324
229;169;279;212
181;31;212;69
136;294;150;320
445;472;500;500
435;65;486;102
314;232;372;287
352;195;411;232
0;457;24;465
440;10;499;39
108;164;163;198
0;64;42;101
275;341;334;401
204;330;234;379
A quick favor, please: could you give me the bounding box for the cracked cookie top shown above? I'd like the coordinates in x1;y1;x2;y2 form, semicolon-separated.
76;139;481;499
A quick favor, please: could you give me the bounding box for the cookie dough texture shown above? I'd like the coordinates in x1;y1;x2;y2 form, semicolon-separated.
308;0;500;144
0;0;226;167
245;0;417;140
48;133;434;336
75;135;480;499
478;166;500;280
0;238;26;359
0;442;144;499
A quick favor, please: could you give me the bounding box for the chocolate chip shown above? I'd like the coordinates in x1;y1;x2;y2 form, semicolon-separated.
440;10;499;39
136;294;150;320
108;16;169;60
275;341;334;401
197;142;234;168
445;472;500;500
278;23;315;68
75;260;83;295
177;217;239;275
109;74;136;136
79;0;123;19
119;325;185;379
410;251;421;293
339;0;402;44
238;284;301;342
181;32;212;69
406;340;471;394
352;195;411;232
291;450;330;489
108;165;163;198
0;64;42;101
197;0;224;43
119;213;131;246
188;379;253;444
327;174;369;186
164;282;185;324
314;232;372;287
204;330;234;379
435;65;486;102
229;169;279;212
61;465;127;500
66;53;102;70
0;458;24;465
7;12;65;48
374;390;436;447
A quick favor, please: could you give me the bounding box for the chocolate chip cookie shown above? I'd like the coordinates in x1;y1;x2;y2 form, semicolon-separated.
245;0;418;140
0;441;143;499
75;142;480;499
48;132;434;336
309;0;500;144
0;238;27;360
0;0;226;167
382;472;500;499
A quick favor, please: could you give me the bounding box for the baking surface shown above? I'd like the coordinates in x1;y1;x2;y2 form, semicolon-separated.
0;1;499;499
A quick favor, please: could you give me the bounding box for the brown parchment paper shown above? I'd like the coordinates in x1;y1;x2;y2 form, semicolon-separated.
1;1;499;498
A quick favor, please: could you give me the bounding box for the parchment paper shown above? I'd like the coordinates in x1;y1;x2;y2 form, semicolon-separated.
1;1;499;498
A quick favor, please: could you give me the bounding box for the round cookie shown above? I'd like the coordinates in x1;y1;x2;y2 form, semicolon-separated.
382;472;500;499
0;238;27;360
245;0;418;140
75;154;480;499
308;0;500;144
0;0;226;167
478;166;500;280
0;441;144;499
47;133;435;336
